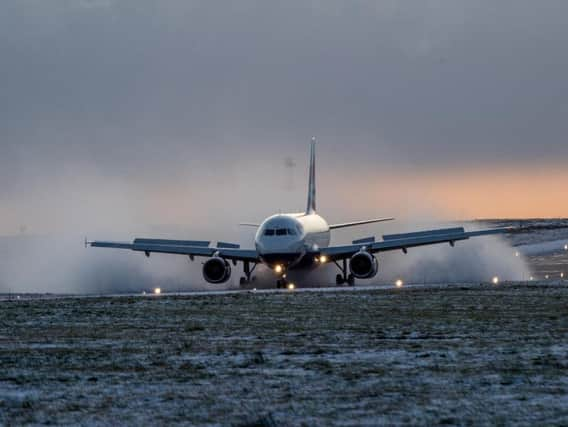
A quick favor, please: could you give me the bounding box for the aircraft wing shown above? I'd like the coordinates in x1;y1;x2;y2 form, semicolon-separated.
87;238;260;262
319;227;511;261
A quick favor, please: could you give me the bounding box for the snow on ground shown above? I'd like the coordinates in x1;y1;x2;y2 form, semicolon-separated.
517;239;568;256
1;282;568;425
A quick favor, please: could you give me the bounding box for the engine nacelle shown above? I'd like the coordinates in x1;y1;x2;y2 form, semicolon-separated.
349;251;378;279
203;257;231;284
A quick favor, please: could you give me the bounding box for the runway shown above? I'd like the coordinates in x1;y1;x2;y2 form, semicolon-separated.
2;281;568;425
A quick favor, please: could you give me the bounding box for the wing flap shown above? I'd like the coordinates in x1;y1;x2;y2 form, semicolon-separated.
371;231;469;252
88;238;259;262
463;228;513;237
217;242;241;249
90;241;134;250
133;238;210;247
132;243;214;256
352;236;376;245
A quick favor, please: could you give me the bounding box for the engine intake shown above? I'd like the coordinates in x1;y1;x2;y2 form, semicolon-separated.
349;251;378;279
203;257;231;284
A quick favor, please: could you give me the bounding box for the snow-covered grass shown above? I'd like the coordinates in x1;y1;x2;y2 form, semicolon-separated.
1;282;568;425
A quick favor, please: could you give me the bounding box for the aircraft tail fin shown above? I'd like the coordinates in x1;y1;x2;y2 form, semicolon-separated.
306;137;316;214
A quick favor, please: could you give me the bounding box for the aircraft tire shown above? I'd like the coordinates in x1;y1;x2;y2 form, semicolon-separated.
347;274;355;287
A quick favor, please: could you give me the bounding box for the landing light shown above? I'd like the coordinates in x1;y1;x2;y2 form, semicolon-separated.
154;287;161;295
545;274;549;280
529;276;534;281
492;276;499;285
287;283;295;290
320;255;328;264
515;251;520;257
275;265;283;274
561;273;565;279
564;244;568;251
395;279;403;288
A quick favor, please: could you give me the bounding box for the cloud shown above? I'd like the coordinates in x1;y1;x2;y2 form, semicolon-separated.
1;0;567;235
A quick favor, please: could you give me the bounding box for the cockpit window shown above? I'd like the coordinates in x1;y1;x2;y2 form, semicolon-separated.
263;226;298;237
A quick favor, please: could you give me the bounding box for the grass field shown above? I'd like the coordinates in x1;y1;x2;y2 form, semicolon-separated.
1;283;568;425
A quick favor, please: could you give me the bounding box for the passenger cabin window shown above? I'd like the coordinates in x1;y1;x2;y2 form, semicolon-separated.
276;228;287;236
264;229;275;236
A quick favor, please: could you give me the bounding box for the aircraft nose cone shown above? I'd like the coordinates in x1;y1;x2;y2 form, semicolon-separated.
256;236;304;256
257;237;305;267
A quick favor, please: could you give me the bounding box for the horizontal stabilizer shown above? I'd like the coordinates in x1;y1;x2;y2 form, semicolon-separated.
383;227;464;241
329;217;394;230
217;242;241;249
134;238;210;247
352;236;376;245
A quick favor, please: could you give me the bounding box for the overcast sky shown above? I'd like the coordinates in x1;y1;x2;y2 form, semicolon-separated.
1;0;568;235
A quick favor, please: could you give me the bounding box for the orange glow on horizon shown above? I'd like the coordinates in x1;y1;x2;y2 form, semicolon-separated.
331;165;568;220
1;163;566;236
417;167;568;219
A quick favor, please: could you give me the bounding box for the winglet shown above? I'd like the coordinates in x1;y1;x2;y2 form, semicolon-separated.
306;137;316;214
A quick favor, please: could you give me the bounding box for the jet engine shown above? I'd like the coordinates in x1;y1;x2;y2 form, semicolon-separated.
349;251;378;279
203;257;231;284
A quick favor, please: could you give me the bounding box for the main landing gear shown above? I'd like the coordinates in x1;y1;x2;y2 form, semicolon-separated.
334;259;355;287
239;261;257;287
335;274;355;287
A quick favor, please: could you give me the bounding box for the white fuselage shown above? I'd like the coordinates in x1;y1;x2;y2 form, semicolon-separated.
254;213;330;268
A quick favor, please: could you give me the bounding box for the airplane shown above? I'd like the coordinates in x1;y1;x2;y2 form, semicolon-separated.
87;138;510;289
